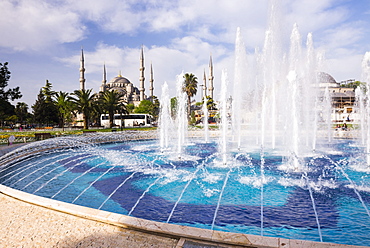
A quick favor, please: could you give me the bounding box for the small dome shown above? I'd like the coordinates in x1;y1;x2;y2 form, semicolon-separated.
318;72;338;87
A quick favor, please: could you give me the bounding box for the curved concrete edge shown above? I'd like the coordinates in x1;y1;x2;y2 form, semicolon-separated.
0;184;365;248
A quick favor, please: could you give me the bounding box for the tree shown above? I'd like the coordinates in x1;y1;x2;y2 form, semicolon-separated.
100;90;126;128
134;97;160;119
5;115;17;126
151;96;160;120
170;97;177;118
0;62;22;101
32;89;45;124
70;89;96;129
0;62;22;126
15;102;29;123
32;88;59;126
32;80;59;126
0;101;15;127
54;91;73;131
134;98;160;119
126;103;135;114
90;100;103;127
340;80;366;90
42;80;55;103
183;73;198;119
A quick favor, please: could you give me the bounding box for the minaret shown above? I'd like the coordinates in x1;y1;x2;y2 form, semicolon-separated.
100;63;107;92
203;69;207;100
79;49;86;90
149;62;154;100
139;46;145;101
208;55;214;99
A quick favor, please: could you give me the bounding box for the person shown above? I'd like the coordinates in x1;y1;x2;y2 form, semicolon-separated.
8;135;15;146
335;124;341;131
343;123;347;131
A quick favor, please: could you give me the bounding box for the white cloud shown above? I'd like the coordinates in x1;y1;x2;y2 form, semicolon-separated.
171;37;212;57
5;0;370;107
319;22;366;52
326;53;363;82
143;0;270;45
284;0;349;31
64;0;181;34
2;0;362;54
0;0;85;51
60;0;270;42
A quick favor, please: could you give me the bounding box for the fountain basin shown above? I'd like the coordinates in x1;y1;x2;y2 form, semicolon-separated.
0;131;369;247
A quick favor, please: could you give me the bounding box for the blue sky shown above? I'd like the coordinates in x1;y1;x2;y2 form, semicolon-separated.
1;0;370;107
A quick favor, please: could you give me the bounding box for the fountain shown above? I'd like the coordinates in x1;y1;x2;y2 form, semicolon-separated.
2;4;370;248
362;52;370;167
202;95;210;143
219;69;230;165
232;27;248;150
159;82;172;150
1;126;370;246
175;72;188;158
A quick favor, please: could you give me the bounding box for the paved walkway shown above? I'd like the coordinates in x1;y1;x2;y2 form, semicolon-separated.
0;193;179;248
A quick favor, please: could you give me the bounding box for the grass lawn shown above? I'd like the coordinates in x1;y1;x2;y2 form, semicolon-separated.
0;127;157;144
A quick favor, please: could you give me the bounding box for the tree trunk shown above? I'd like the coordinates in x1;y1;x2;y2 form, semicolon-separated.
109;112;114;129
187;96;191;121
83;113;89;129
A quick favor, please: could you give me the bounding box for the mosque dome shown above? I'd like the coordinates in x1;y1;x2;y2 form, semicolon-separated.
107;75;131;87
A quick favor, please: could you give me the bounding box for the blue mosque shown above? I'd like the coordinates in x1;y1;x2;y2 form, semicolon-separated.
78;47;216;106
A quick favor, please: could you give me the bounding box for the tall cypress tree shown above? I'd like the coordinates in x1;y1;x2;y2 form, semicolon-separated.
32;81;59;126
32;89;46;125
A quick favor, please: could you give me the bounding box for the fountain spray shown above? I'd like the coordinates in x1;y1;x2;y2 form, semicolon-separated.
361;52;370;166
232;27;248;150
159;82;172;151
219;69;229;165
203;96;209;143
176;73;187;159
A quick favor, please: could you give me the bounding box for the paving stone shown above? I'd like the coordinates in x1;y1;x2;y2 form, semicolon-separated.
0;194;179;248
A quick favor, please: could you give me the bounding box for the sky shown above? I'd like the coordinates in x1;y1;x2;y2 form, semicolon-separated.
1;0;370;108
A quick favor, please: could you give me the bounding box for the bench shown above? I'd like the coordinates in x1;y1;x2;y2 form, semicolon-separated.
83;130;97;133
34;133;52;140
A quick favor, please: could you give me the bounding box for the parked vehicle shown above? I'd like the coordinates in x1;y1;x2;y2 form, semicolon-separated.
100;114;153;128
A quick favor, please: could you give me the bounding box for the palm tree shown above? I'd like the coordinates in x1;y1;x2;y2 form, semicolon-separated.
100;90;126;128
70;89;96;129
183;73;198;119
54;91;73;131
